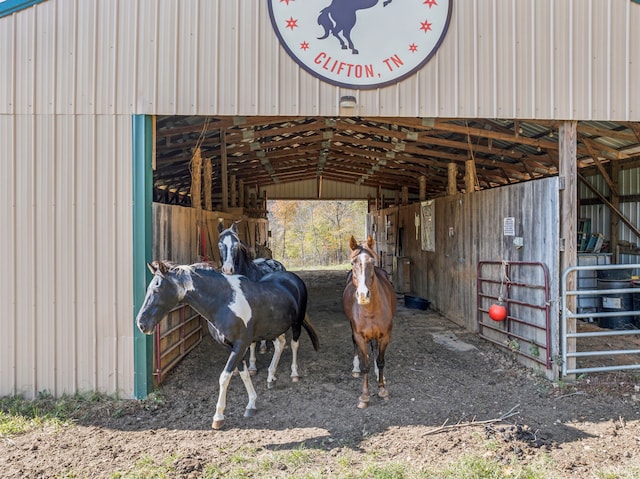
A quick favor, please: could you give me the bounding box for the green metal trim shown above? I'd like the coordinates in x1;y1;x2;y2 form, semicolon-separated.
132;115;154;399
0;0;48;18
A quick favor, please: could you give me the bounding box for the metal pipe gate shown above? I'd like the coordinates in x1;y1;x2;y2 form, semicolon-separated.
154;304;204;384
561;263;640;376
477;261;552;369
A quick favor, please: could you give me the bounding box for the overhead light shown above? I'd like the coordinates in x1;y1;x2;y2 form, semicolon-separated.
339;95;357;108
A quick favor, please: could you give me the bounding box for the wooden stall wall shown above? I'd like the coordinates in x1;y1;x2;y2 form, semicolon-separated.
152;203;269;266
150;203;268;383
374;177;560;378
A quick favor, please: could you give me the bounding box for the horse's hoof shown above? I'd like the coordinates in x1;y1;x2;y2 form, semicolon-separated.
291;376;299;383
353;49;359;54
378;388;389;399
351;372;360;378
248;368;257;376
357;401;368;409
212;419;225;430
267;380;276;389
244;408;257;418
259;346;267;354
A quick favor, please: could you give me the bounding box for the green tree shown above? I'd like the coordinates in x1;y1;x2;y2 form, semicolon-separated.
267;200;367;267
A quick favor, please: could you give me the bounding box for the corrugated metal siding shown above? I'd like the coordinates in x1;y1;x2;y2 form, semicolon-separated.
579;168;640;263
1;0;639;119
0;114;134;398
262;178;397;201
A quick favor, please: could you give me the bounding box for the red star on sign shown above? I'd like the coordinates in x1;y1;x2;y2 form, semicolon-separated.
300;41;310;51
420;19;432;33
281;0;295;4
409;43;418;52
285;17;298;30
423;0;438;7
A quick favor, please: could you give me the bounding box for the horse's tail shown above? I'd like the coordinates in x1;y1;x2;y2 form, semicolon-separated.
317;7;332;39
303;314;320;351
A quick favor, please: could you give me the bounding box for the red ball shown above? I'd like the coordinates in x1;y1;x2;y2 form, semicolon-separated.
489;303;507;321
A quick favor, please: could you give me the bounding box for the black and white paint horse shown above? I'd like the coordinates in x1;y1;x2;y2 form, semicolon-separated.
218;222;287;375
136;260;319;429
317;0;393;55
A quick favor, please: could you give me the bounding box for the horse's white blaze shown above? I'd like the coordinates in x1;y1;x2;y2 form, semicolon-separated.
220;235;235;274
354;254;370;304
224;275;252;326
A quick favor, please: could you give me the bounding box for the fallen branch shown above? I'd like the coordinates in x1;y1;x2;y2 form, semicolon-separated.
422;404;520;436
554;391;587;400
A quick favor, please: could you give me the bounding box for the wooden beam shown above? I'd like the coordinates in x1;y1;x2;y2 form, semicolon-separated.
559;120;577;379
221;129;228;211
464;159;477;193
578;173;640;240
447;163;457;196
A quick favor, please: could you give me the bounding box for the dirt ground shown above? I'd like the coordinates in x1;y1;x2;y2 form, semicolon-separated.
2;269;640;478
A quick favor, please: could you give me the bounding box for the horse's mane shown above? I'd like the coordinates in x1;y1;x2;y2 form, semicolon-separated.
157;260;215;276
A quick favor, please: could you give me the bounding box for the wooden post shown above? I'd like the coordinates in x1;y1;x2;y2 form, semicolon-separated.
447;163;457;196
559;120;577;379
610;162;620;259
230;175;237;208
402;186;408;205
220;129;228;211
238;179;245;209
204;157;212;211
419;175;426;201
464;159;477;193
191;148;202;209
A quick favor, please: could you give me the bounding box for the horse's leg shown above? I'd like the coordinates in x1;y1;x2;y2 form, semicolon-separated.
266;334;286;389
376;336;391;399
237;360;258;418
212;368;233;429
353;336;370;408
352;353;361;378
332;30;347;50
351;337;361;377
248;342;258;376
343;27;358;54
289;336;301;382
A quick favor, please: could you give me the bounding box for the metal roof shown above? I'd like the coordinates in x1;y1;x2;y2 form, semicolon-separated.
154;116;640;205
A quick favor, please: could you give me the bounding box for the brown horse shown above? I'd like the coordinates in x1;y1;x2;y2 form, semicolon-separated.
343;235;396;409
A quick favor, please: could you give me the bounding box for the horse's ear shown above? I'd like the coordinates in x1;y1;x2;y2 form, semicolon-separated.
366;235;375;250
147;262;156;275
349;236;358;250
231;222;239;233
218;221;224;233
157;261;169;276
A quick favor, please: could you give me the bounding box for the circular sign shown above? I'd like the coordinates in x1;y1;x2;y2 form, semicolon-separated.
268;0;453;89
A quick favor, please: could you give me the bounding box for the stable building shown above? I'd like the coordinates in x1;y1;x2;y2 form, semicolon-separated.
1;0;639;399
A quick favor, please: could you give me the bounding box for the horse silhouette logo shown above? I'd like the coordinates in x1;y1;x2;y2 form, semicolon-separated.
268;0;452;89
317;0;393;55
